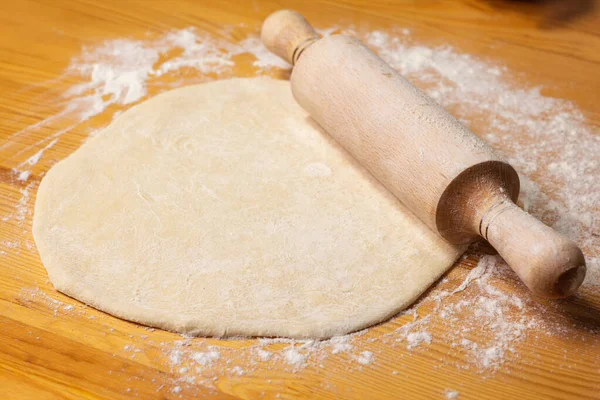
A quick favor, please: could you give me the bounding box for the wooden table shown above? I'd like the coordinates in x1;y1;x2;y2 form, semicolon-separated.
1;1;599;399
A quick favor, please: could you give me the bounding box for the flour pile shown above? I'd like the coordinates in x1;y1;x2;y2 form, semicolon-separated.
4;22;599;397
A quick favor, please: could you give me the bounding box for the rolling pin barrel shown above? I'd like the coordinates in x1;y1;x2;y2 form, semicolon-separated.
261;10;586;298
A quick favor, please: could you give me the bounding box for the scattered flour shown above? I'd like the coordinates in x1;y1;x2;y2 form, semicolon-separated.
169;349;184;365
12;138;59;182
4;20;599;398
329;335;353;354
406;331;432;350
191;349;221;366
432;255;544;371
16;170;31;182
255;348;273;361
18;287;79;317
283;346;307;368
355;351;375;365
15;182;35;224
21;138;59;167
67;28;288;118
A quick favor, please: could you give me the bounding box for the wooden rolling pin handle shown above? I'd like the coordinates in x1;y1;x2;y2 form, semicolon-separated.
480;199;586;298
261;9;320;65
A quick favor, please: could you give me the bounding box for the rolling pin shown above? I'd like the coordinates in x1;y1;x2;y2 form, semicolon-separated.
261;10;587;298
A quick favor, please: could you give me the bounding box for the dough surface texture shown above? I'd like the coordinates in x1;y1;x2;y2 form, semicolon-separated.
33;78;462;338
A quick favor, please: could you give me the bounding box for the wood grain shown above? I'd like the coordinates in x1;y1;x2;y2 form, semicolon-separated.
1;1;599;399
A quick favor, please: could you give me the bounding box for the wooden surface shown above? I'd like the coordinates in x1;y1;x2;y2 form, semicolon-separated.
1;1;599;399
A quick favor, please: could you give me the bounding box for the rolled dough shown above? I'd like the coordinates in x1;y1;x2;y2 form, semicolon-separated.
33;77;462;338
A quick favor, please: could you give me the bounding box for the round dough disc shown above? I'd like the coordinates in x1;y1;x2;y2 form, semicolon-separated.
33;78;461;338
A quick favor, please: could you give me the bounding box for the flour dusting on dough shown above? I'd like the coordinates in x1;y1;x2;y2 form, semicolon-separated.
304;162;332;177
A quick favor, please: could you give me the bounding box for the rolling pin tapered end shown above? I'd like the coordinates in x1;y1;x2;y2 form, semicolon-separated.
483;202;586;298
261;10;320;65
